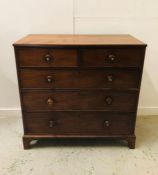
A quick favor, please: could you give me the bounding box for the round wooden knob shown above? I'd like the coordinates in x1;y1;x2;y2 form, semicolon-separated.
46;76;53;83
47;98;54;105
104;120;110;127
44;54;52;62
105;97;113;105
107;54;116;61
49;120;55;128
107;75;113;82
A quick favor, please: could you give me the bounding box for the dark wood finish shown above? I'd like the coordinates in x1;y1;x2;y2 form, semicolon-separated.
20;69;140;89
126;136;136;149
18;48;78;67
22;136;33;149
13;34;147;149
22;90;138;112
24;112;135;135
82;48;143;67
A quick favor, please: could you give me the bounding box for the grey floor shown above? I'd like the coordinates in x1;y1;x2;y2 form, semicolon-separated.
0;115;158;175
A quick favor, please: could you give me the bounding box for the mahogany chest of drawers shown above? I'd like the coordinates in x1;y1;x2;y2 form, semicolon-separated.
13;35;147;149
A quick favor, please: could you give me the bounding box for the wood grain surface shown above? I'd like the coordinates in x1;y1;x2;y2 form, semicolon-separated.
13;34;146;46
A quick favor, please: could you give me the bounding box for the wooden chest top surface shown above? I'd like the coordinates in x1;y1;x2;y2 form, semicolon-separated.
13;34;146;46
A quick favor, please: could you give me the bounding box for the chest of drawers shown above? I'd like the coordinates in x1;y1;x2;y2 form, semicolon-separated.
13;35;147;149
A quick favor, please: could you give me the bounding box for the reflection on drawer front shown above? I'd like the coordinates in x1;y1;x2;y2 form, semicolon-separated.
18;48;78;67
82;49;142;67
20;69;140;89
24;112;135;135
22;90;138;112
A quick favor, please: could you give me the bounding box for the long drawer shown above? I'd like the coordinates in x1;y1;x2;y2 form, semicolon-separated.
20;69;140;89
24;112;135;135
22;90;138;112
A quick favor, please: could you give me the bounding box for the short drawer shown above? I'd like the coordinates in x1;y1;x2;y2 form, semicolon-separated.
22;90;138;112
82;48;143;67
17;48;78;67
20;69;140;89
24;112;135;135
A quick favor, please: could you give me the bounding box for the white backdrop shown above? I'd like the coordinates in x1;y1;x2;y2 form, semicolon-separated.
0;0;158;116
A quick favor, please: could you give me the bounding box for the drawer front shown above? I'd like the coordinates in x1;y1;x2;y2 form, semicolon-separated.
82;48;142;67
22;90;138;112
18;48;78;67
24;112;135;135
20;69;140;89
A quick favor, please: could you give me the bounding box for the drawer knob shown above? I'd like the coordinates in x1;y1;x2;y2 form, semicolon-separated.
105;96;113;105
49;120;55;128
47;98;54;105
44;54;52;62
107;75;113;82
107;54;116;61
46;76;53;83
104;120;110;127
